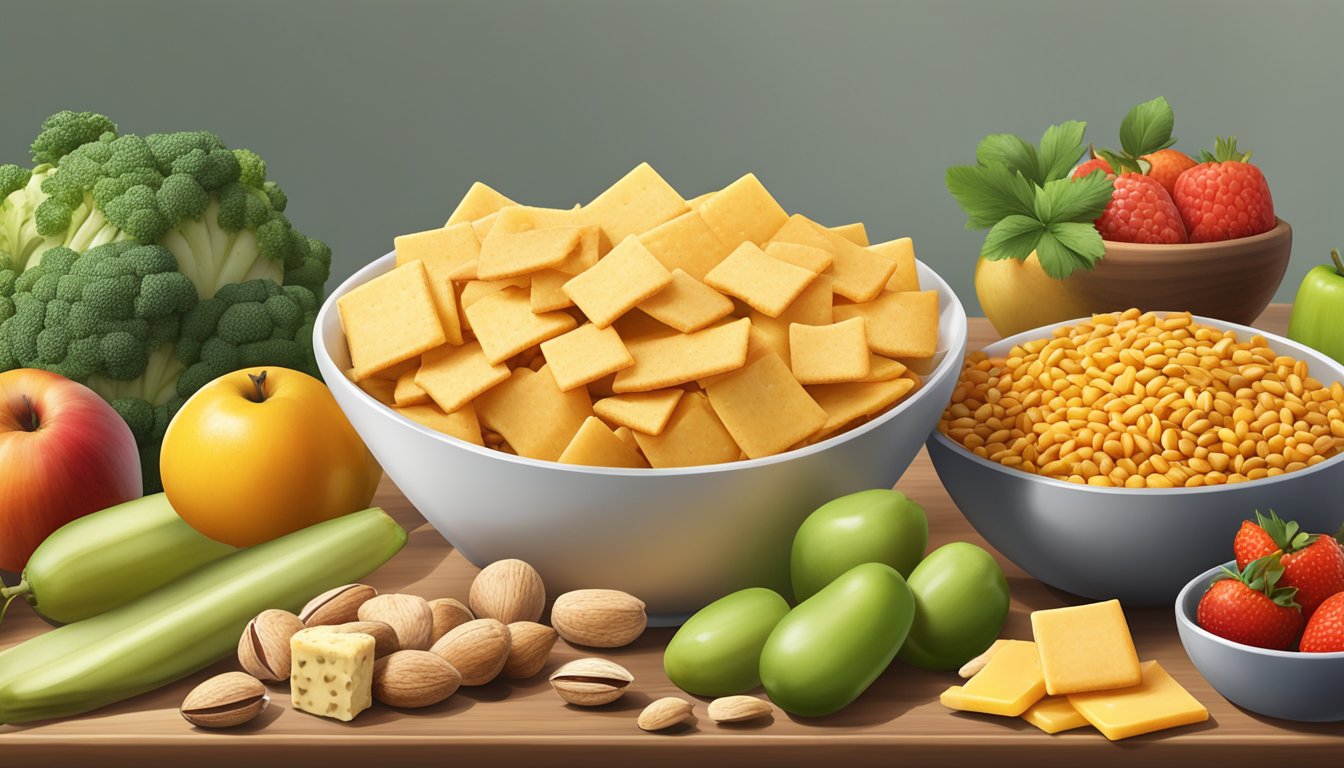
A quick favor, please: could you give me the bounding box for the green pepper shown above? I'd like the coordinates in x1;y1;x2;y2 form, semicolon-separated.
1288;249;1344;365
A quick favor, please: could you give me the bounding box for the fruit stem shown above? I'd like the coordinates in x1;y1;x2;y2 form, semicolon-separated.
247;371;269;404
0;578;26;629
1331;249;1343;278
20;395;39;432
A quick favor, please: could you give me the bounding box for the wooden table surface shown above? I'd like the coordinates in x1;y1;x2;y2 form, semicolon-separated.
4;305;1339;767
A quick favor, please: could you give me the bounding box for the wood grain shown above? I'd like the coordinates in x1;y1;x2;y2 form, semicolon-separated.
7;306;1337;767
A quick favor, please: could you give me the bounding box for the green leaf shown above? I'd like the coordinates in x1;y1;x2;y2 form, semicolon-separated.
1096;147;1141;176
1034;175;1113;224
1036;121;1088;183
1048;222;1106;267
980;215;1045;263
1119;96;1177;158
946;164;1037;230
976;134;1040;182
1033;227;1101;279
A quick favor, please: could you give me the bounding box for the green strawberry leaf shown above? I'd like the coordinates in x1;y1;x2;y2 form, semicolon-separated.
946;164;1037;230
1048;221;1106;264
1240;555;1302;609
1119;96;1177;158
976;134;1040;182
1034;175;1113;223
1036;120;1088;184
1200;136;1253;163
1254;509;1317;553
980;215;1045;262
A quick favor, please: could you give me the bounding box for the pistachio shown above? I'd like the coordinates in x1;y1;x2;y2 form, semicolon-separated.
638;697;694;732
372;650;462;708
549;657;633;706
469;559;546;625
500;621;558;679
325;620;401;658
300;583;377;626
430;618;511;685
428;597;474;643
237;609;306;682
707;695;773;723
551;589;647;648
357;593;434;651
181;672;268;728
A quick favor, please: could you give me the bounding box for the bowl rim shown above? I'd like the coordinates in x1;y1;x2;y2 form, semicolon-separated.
1174;559;1344;660
927;309;1344;495
316;250;969;477
1097;217;1290;257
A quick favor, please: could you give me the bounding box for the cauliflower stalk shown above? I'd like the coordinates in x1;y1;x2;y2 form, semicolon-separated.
0;111;331;491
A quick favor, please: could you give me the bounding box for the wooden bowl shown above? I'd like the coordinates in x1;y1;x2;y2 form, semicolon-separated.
1069;219;1292;325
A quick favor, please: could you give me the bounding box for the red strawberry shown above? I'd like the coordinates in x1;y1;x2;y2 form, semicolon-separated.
1093;173;1187;244
1172;137;1275;242
1300;592;1344;653
1235;511;1344;618
1072;156;1114;180
1141;148;1197;196
1197;555;1304;650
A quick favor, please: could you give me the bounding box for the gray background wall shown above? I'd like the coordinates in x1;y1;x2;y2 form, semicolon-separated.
3;0;1341;314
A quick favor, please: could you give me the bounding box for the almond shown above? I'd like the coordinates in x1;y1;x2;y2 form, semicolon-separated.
372;650;462;708
469;559;546;624
551;589;647;648
428;597;474;643
325;620;401;657
707;695;773;723
501;621;558;679
357;593;434;651
549;657;632;706
237;609;305;682
638;697;694;731
300;583;377;626
429;618;511;685
181;672;268;728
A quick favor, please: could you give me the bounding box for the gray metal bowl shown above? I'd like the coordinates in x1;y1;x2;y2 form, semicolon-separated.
316;252;968;624
927;313;1344;605
1176;561;1344;722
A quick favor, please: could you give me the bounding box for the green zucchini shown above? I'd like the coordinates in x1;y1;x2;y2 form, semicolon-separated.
0;507;406;724
0;494;236;625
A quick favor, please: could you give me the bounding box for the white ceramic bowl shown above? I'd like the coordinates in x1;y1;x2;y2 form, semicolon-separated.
316;253;968;623
1176;561;1344;722
927;313;1344;606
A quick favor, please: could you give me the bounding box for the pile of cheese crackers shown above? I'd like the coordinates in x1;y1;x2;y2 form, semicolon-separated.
338;164;938;468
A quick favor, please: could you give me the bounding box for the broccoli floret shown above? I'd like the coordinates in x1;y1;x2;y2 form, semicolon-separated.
176;279;319;395
29;111;118;166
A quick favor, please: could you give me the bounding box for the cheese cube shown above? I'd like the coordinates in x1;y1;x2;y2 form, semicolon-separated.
1031;599;1142;695
290;627;375;722
1067;660;1208;741
1021;696;1091;734
938;639;1045;717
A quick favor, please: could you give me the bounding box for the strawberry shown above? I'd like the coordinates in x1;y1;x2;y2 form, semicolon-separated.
1197;555;1304;650
1234;511;1344;618
1072;155;1113;180
1141;148;1197;196
1300;592;1344;653
1093;173;1187;244
1172;137;1275;243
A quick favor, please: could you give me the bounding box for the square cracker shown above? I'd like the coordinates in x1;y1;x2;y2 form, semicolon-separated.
638;268;734;333
831;222;869;246
477;225;581;281
395;402;484;446
394;363;432;406
354;374;397;406
465;285;579;364
638;210;733;281
414;340;511;414
760;272;832;328
460;275;531;311
370;358;418;382
446;182;516;226
562;236;673;328
770;215;895;303
765;241;832;273
394;223;477;345
493;204;584;232
471;212;499;240
338;260;446;380
806;377;917;434
632;392;741;468
614;317;751;393
789;317;871;384
833;289;939;359
870;237;920;292
686;190;716;209
582;163;689;245
703;351;828;459
474;366;593;462
556;225;602;275
613;308;677;342
704;242;817;318
540;323;635;392
697;173;789;247
558;416;649;468
530;269;575;313
593;388;685;435
744;316;790;364
863;356;908;383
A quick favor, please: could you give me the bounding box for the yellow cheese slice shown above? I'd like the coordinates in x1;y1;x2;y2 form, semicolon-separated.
1067;660;1208;741
939;639;1046;717
1021;695;1091;734
1031;599;1142;695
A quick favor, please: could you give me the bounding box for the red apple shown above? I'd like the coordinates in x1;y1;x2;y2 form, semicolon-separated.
0;369;142;571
